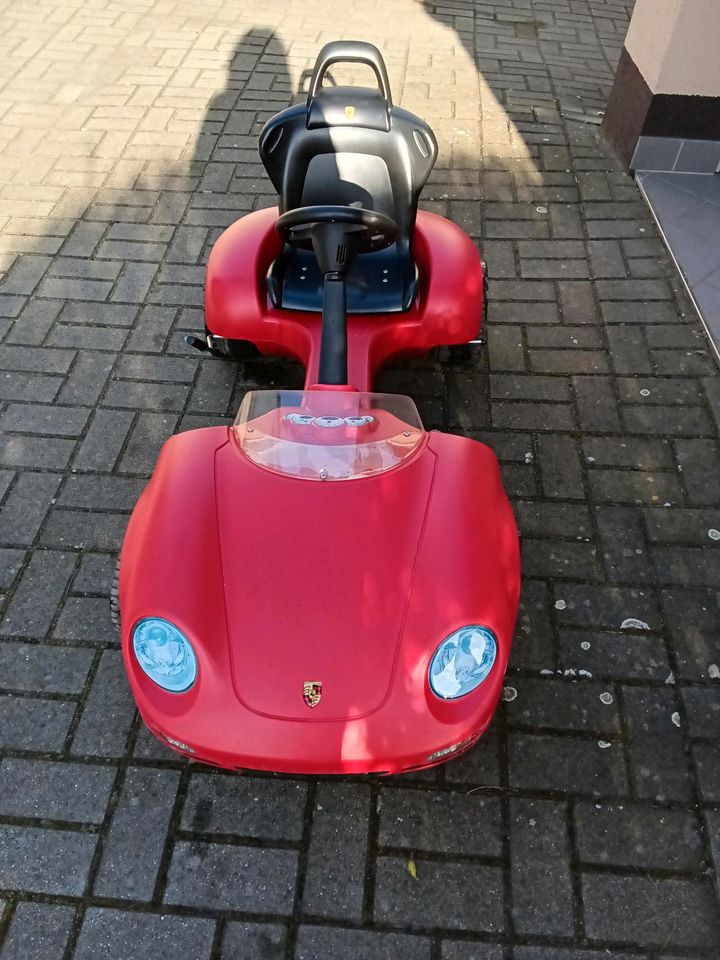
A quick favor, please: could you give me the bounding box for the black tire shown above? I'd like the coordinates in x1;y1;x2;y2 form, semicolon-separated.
435;341;485;366
110;557;120;632
226;339;261;361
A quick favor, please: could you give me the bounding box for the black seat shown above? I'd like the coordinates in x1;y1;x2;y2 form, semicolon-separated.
259;41;438;314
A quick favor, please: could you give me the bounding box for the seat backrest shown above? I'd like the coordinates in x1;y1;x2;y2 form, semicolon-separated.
258;41;438;248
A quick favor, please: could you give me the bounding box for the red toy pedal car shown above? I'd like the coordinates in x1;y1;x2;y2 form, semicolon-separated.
117;41;520;775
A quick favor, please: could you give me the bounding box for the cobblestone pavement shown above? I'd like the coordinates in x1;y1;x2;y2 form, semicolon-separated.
1;0;719;957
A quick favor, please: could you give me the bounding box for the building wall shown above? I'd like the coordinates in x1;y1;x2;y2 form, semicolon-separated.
625;0;720;97
603;0;720;166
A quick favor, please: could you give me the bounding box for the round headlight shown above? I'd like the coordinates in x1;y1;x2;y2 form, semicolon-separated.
429;626;497;700
132;618;197;693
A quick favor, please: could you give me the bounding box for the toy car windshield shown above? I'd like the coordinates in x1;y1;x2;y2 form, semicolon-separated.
233;390;425;481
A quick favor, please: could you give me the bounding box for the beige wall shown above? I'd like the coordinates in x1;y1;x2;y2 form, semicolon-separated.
625;0;720;96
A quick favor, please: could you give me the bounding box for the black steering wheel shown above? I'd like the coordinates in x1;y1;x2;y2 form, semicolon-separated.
276;205;398;254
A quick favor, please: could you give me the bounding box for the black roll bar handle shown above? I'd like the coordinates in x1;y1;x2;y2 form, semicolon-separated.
306;40;393;108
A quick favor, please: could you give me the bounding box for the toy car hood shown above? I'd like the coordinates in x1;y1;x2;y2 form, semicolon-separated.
119;391;520;764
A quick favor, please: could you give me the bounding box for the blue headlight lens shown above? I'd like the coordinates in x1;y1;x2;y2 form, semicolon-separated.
132;618;197;693
429;626;497;699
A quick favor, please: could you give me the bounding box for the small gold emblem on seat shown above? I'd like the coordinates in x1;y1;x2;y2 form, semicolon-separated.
303;681;322;708
344;105;355;118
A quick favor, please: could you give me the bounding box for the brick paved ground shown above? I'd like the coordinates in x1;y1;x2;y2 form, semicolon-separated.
1;0;719;957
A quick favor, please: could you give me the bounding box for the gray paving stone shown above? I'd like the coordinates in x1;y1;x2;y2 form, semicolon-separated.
0;901;75;960
41;510;126;552
513;949;644;960
0;346;76;374
537;435;584;499
693;742;720;802
0;403;89;438
623;686;693;802
0;758;115;823
103;377;190;411
72;552;116;594
94;766;180;900
573;375;621;432
131;723;176;762
112;262;159;303
492;400;575;431
583;435;674;470
0;434;76;470
605;325;652;374
0;641;93;693
58;474;144;512
0;825;97;895
59;301;138;327
582;874;720;949
521;538;602;581
222;922;286;959
49;323;128;351
511;579;555;671
60;221;107;257
181;772;306;841
72;408;135;472
0;694;75;751
54;599;115;645
374;857;504;932
1;255;52;296
379;788;502;857
706;810;720;904
188;361;237;414
295;926;432;960
296;781;369;922
574;801;704;871
510;798;574;936
125;305;175;352
588;467;682;505
442;943;503;960
506;678;620;734
444;723;502;786
661;587;720;681
114;354;197;383
57;351;114;406
0;547;24;590
6;299;63;345
118;412;178;475
553;583;660;632
653;544;720;587
557;628;671;682
643;506;720;544
0;471;61;545
0;469;14;503
557;280;598;324
71;650;136;756
73;909;216;960
509;734;628;796
1;550;76;637
164;840;298;912
675;438;720;504
680;686;720;738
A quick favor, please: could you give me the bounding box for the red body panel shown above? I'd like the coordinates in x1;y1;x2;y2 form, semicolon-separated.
205;207;484;391
120;427;520;774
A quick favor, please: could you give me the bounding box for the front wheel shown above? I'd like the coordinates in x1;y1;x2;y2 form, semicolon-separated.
110;557;120;632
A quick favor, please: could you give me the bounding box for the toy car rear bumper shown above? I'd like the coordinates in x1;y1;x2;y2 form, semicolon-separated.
205;207;485;392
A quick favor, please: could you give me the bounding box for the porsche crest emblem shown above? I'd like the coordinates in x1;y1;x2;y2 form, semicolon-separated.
303;681;323;708
344;105;355;118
